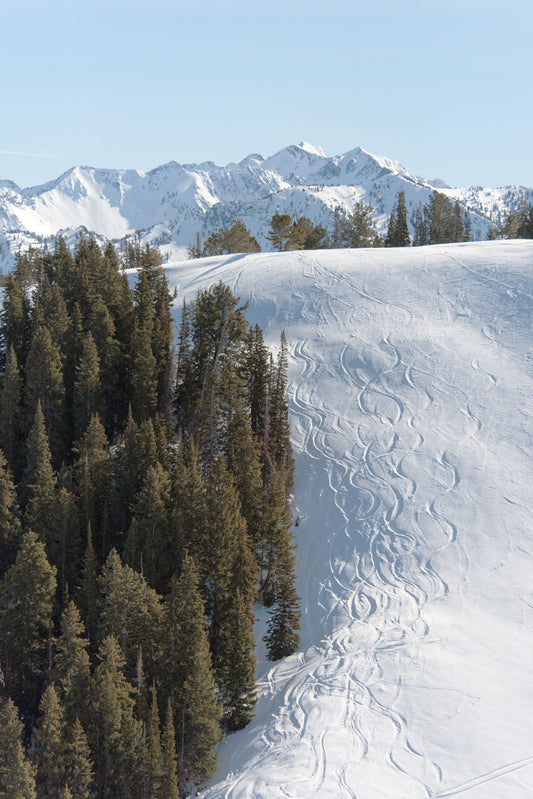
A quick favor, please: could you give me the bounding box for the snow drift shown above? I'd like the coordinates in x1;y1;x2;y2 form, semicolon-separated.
163;240;533;799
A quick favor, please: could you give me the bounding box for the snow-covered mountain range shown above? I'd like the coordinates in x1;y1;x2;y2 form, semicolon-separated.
1;143;532;271
165;240;533;799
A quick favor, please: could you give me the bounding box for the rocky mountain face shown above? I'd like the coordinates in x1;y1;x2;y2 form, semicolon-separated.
0;142;531;270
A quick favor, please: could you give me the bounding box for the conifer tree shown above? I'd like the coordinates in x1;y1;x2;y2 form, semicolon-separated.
131;325;158;423
339;202;381;248
0;345;23;478
0;449;21;575
244;324;270;446
0;529;56;721
143;684;163;799
170;438;206;572
35;684;67;799
0;272;30;368
387;191;410;247
261;469;300;659
52;483;81;600
160;700;180;799
78;526;100;650
23;325;65;461
24;401;56;540
159;554;220;790
205;456;257;729
73;414;113;559
0;698;36;799
269;331;294;490
73;332;103;440
215;588;257;730
203;219;260;256
267;213;293;251
63;718;93;799
98;549;162;683
89;635;143;799
125;461;172;592
55;601;91;727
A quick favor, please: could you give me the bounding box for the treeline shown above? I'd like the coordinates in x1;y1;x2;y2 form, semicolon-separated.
0;236;299;798
187;190;478;257
488;199;533;240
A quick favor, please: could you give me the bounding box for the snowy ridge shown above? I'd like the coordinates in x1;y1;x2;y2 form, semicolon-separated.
163;241;533;799
0;144;532;271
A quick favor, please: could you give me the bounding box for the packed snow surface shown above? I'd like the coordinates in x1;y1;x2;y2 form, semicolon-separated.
164;241;533;799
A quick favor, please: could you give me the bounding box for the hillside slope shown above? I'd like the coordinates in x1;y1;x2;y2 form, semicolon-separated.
164;241;533;799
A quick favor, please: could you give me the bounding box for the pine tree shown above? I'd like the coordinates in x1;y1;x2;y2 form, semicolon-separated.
269;331;294;490
393;191;410;247
215;588;257;730
267;213;293;251
0;449;21;575
0;698;36;799
263;568;300;660
244;324;270;446
23;325;65;462
170;438;206;573
78;526;100;650
89;635;143;799
205;456;257;730
160;700;180;799
55;601;91;727
125;461;172;591
63;718;93;799
98;549;162;683
339;202;381;248
261;469;300;659
0;529;57;721
24;402;57;545
0;272;30;368
203;219;260;256
35;684;67;799
73;414;113;559
143;684;163;799
158;554;220;790
73;332;103;440
0;345;23;478
131;325;158;423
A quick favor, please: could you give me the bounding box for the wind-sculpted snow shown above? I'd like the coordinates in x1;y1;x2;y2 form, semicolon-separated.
164;241;533;799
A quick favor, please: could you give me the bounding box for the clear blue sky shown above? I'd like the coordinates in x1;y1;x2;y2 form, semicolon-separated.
1;0;531;189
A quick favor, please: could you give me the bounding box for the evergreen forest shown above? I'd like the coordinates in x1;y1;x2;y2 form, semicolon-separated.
0;236;299;798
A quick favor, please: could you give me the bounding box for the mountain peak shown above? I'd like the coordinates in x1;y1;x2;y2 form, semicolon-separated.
298;142;327;158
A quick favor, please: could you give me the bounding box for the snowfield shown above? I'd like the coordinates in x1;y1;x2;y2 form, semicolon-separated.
165;241;533;799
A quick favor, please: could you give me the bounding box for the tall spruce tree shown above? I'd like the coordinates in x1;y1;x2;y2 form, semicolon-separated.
0;529;57;722
63;718;93;799
158;554;220;790
0;449;21;575
0;345;23;478
0;698;36;799
35;684;67;799
89;635;143;799
55;601;91;727
23;325;65;462
160;700;180;799
73;332;103;440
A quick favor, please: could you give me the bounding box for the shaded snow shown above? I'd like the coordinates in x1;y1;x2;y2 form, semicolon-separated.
163;240;533;799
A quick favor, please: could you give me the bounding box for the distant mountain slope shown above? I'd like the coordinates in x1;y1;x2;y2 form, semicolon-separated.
163;240;533;799
0;144;531;271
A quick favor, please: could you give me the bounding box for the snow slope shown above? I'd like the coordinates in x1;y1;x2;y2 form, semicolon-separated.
1;143;532;271
163;240;533;799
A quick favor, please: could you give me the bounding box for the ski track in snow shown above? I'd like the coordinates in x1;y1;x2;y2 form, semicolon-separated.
168;242;533;799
